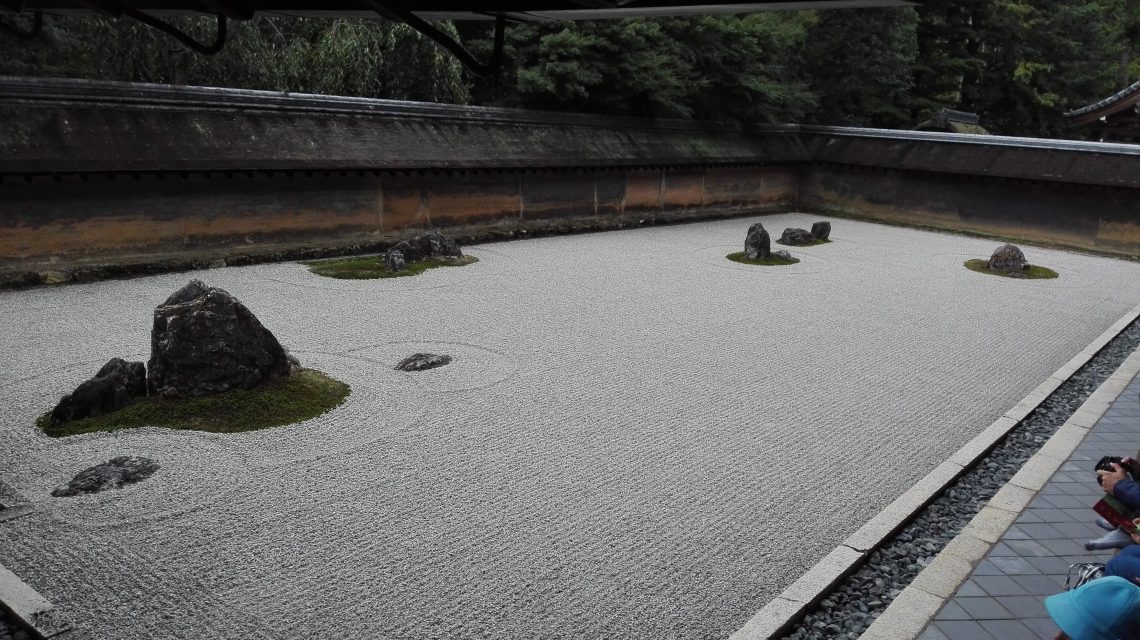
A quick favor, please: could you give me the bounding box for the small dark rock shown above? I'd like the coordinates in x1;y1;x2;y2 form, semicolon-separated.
50;358;147;427
51;456;159;497
392;231;463;263
745;223;770;260
779;228;814;246
395;353;453;372
811;221;831;240
987;244;1028;273
384;250;406;272
148;280;294;398
773;250;793;260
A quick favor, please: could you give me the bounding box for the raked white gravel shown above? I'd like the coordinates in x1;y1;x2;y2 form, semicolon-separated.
2;213;1139;639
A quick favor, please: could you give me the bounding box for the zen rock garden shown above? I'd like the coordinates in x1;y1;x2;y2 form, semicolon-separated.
43;280;347;496
308;230;477;279
965;243;1059;279
730;220;832;266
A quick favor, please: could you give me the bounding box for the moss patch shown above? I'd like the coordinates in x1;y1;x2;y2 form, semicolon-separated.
726;251;800;266
38;369;350;438
305;255;478;279
776;238;832;248
964;259;1058;280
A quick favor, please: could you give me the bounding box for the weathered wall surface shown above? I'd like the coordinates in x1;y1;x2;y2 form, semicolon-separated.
0;164;799;284
800;128;1140;257
3;78;1140;286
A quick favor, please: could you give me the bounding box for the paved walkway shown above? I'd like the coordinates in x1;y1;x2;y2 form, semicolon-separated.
921;373;1140;640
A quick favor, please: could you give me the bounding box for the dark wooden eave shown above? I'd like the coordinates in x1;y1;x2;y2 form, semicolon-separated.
1064;78;1140;127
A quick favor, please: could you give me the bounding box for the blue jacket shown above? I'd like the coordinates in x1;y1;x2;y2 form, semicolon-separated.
1115;478;1140;509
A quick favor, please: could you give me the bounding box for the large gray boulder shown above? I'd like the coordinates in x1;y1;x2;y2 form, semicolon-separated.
51;456;159;497
148;280;294;398
987;244;1028;273
745;223;771;260
390;230;463;264
779;228;814;246
811;221;831;240
49;358;147;427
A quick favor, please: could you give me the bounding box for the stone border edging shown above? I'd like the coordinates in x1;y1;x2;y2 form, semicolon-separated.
730;301;1140;640
0;561;83;639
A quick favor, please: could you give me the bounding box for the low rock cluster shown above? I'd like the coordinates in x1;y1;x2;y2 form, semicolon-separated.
779;221;832;246
47;282;299;497
49;280;298;428
745;221;831;259
384;230;463;271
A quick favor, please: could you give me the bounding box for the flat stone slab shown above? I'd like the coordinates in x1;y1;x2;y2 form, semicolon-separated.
2;214;1140;639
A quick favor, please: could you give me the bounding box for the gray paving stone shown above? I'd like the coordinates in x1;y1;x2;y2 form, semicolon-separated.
1013;523;1065;540
934;601;970;621
988;542;1017;557
971;560;1005;576
918;625;951;640
936;620;996;640
995;595;1048;619
1004;539;1053;558
989;557;1040;576
978;619;1045;640
955;580;985;597
974;575;1028;597
1040;538;1091;557
1011;574;1066;596
1026;508;1075;523
1024;556;1072;575
957;597;1014;620
1021;616;1063;640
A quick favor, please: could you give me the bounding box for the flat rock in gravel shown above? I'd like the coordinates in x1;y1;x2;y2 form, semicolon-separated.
51;456;159;498
49;358;146;427
745;223;770;259
148;280;294;398
811;221;831;240
987;244;1028;274
395;353;453;372
779;228;814;246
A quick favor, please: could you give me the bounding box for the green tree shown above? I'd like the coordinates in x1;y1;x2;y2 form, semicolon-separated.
0;15;470;104
467;15;814;123
798;8;919;128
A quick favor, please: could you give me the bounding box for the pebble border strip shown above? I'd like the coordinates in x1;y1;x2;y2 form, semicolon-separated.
731;301;1140;640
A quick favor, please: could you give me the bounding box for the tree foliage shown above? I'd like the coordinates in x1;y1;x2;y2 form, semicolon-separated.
0;15;469;103
1;3;1139;137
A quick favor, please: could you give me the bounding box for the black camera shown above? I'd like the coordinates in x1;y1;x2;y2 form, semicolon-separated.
1096;456;1138;485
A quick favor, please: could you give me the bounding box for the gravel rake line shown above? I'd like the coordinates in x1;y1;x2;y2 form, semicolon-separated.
779;316;1140;640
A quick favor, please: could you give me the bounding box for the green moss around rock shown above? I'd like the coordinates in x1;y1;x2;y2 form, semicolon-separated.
726;251;801;266
38;368;350;438
305;255;478;279
963;259;1058;280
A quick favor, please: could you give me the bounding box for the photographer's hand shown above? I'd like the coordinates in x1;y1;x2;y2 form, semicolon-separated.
1099;463;1129;494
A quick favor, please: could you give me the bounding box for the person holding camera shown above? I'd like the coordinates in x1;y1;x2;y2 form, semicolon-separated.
1099;458;1140;507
